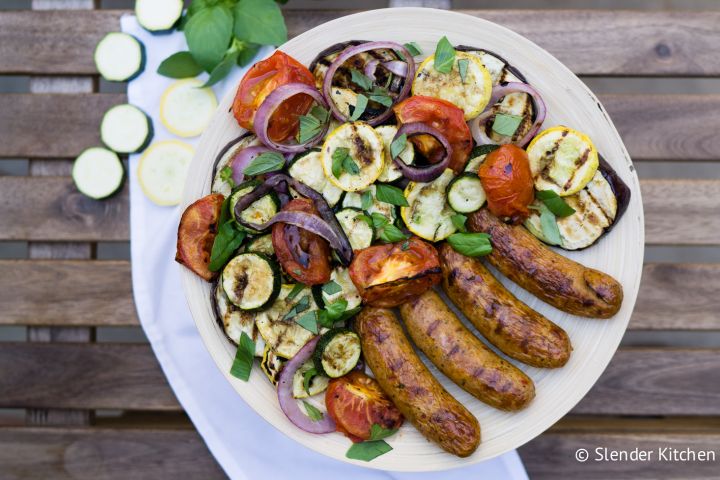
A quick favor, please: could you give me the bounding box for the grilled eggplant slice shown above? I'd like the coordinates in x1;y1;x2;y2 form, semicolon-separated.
211;132;260;196
211;281;265;356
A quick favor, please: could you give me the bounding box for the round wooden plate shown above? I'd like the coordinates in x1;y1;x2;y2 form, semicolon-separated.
180;8;644;471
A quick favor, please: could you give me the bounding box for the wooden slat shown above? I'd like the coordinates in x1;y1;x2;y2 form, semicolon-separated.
1;261;717;330
2;10;720;76
0;176;717;244
3;93;720;160
0;344;717;415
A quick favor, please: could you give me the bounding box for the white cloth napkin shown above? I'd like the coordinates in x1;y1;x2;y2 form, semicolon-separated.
123;15;528;480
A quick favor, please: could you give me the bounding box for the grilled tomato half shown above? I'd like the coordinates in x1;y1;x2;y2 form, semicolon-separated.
478;144;534;223
176;193;225;281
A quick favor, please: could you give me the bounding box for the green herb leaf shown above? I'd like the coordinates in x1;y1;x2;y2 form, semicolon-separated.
350;68;373;91
369;213;390;229
361;190;373;211
296;311;319;334
230;331;255;381
219;166;234;187
491;113;523;137
368;87;393;107
233;0;287;46
457;58;469;83
433;36;455;74
538;203;563;245
369;424;398;441
389;133;407;160
321;280;343;296
447;232;492;257
244;151;285;176
236;42;262;66
302;367;317;394
346;440;393;462
331;148;348;178
349;94;368;121
404;41;423;57
286;283;305;301
536;190;576;217
325;298;348;321
335;306;362;323
209;222;246;271
201;49;240;87
310;105;330;123
401;239;410;250
451;213;467;232
297;115;322;143
375;184;409;207
378;223;408;243
282;294;311;321
157;51;204;78
302;401;324;421
185;5;234;72
343;155;360;175
470;144;500;158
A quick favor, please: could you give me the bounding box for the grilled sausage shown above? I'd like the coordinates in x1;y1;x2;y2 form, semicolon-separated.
354;307;480;457
469;208;623;318
399;290;535;410
439;243;571;368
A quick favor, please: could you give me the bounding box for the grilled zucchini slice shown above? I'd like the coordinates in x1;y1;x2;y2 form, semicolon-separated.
292;360;330;399
211;282;264;356
255;285;319;359
447;173;486;213
260;345;286;386
322;267;362;310
342;184;397;223
288;149;343;207
336;208;374;251
375;125;415;183
221;253;281;311
321;122;384;192
211;133;260;196
244;234;274;257
229;181;280;234
401;169;458;241
313;328;361;378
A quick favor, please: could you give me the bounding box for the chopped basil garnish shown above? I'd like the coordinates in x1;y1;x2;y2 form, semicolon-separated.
349;93;368;121
243;151;285;176
350;68;373;91
297;106;329;143
404;41;423;57
368;86;393;107
369;212;390;229
332;147;360;177
491;113;523;137
209;222;246;272
389;133;407;160
369;424;398;441
282;294;311;321
361;190;373;210
378;224;408;243
286;283;305;301
345;424;398;462
447;232;492;257
324;298;348;321
302;367;318;395
321;280;343;296
536;190;576;217
433;36;455;74
295;310;319;334
374;183;409;207
229;332;255;381
219;166;234;186
302;401;324;421
401;239;410;251
457;58;469;83
538;203;563;245
451;213;467;232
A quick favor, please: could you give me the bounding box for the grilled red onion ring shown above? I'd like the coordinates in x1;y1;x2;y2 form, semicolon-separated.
230;145;275;185
254;83;330;153
363;59;409;82
277;336;336;434
469;82;547;147
391;122;452;182
323;41;415;125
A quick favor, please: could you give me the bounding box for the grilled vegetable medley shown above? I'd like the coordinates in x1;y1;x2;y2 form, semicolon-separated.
177;37;631;460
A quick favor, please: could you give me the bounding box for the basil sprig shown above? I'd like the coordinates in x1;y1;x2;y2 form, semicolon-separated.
359;213;409;244
346;424;399;462
243;151;285;176
374;184;409;207
331;147;360;177
536;190;576;217
208;196;246;272
302;401;324;421
433;36;455;74
447;232;492;257
535;203;563;246
230;332;255;381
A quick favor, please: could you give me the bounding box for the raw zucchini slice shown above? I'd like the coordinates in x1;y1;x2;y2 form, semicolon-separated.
375;125;414;183
100;104;153;154
321;122;384;192
211;133;260;196
260;345;286;386
221;253;281;311
135;0;183;33
137;140;193;206
525;170;619;250
255;285;319;359
229;181;280;234
245;234;274;257
335;208;374;251
526;126;599;196
321;267;362;310
72;147;124;200
211;281;264;356
313;328;361;378
412;51;492;120
401;169;458;241
160;79;217;138
447;173;486;213
94;32;145;82
288;149;343;206
292;360;330;399
342;185;397;222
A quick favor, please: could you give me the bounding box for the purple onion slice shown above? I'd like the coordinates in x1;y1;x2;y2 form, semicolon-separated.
391;122;453;183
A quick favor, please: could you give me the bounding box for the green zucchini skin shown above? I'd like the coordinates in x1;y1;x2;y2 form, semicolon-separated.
222;253;281;312
313;328;362;378
446;173;486;213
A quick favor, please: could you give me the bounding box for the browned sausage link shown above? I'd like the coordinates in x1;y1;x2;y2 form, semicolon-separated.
354;307;480;457
439;243;571;368
399;290;535;411
469;209;623;319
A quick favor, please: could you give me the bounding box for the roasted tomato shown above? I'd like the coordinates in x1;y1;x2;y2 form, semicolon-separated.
272;198;331;285
348;236;441;307
176;193;225;281
394;95;473;173
326;371;404;443
232;51;315;143
478;144;535;223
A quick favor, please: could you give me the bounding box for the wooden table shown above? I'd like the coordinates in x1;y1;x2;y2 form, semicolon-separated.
1;2;719;479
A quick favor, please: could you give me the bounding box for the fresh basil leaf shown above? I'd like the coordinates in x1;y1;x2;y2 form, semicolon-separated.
233;0;287;46
447;232;492;257
217;194;232;226
470;144;500;158
296;311;319;334
361;190;373;211
539;203;563;245
369;424;398;441
491;113;523;137
334;306;361;323
404;41;423;57
310;105;330;123
219;166;234;186
379;223;408;243
401;239;410;251
321;280;342;296
389;133;407;160
346;440;393;462
343;155;360;175
230;331;255;381
157;51;204;78
349;94;368;121
368;87;393;107
356;213;373;229
302;401;324;421
302;367;317;394
375;183;409;207
331;147;348;178
325;298;348;321
237;42;262;66
451;213;467;232
185;5;234;72
282;294;311;321
244;151;285;176
457;58;469;83
433;36;455;74
350;68;373;91
369;212;389;229
297;114;322;143
286;283;305;301
209;222;246;271
201;49;240;87
536;190;576;217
